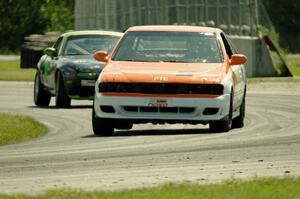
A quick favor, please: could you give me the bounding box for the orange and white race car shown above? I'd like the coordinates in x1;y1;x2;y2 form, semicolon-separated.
93;25;247;136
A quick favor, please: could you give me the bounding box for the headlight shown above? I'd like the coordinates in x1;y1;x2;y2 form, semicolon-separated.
62;66;77;78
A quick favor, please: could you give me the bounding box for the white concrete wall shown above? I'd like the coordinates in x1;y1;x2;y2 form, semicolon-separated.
229;36;276;77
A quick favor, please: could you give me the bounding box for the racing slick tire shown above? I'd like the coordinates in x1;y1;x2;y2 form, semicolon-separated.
232;95;245;128
92;106;114;136
34;71;51;107
209;91;233;132
55;71;71;108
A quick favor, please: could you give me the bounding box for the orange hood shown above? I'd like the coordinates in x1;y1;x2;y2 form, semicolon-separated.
100;61;226;84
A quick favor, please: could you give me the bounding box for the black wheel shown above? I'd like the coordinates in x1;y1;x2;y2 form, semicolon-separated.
34;71;51;107
209;91;233;132
92;106;114;136
55;71;71;108
232;95;245;128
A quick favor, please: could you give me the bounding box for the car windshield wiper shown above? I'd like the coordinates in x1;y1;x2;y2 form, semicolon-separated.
117;59;152;62
164;60;190;63
121;59;138;61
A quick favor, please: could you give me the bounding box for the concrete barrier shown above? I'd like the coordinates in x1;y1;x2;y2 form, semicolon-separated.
229;36;290;77
230;36;273;77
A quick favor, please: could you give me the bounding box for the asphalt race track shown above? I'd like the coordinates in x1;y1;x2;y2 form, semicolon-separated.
0;81;300;194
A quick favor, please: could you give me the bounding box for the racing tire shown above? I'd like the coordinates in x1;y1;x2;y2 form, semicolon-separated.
209;91;233;132
55;71;71;108
232;95;245;128
92;107;114;136
34;71;51;107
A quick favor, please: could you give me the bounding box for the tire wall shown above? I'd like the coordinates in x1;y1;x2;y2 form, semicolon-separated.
20;32;61;68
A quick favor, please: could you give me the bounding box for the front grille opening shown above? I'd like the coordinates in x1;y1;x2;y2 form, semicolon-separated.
123;106;195;113
123;106;138;112
179;107;195;113
140;106;159;112
100;106;115;113
99;83;224;95
203;108;219;115
160;107;178;113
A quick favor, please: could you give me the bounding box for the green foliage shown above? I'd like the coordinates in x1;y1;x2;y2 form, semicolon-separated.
264;0;300;53
287;54;300;76
288;66;300;76
1;178;300;199
0;113;47;145
0;0;48;52
40;0;74;32
260;27;288;57
0;0;298;53
0;0;74;52
0;47;17;55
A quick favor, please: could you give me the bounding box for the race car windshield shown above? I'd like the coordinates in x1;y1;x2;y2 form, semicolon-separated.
112;32;222;63
63;35;120;56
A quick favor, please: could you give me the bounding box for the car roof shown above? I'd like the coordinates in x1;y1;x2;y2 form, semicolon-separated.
126;25;222;34
62;30;123;37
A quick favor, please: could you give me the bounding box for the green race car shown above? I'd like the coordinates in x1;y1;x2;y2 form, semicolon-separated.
34;30;122;107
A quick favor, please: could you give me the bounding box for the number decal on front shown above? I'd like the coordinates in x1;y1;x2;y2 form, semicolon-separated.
148;99;168;107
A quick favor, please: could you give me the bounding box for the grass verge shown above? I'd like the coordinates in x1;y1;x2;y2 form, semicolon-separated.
0;113;47;145
246;54;300;84
247;77;300;84
286;54;300;76
288;65;300;76
0;59;36;81
0;178;300;199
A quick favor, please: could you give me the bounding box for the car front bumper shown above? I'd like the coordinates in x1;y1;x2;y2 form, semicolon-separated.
94;93;231;124
64;72;99;99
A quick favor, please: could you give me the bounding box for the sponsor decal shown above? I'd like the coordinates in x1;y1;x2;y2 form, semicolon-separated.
81;80;95;86
154;76;168;81
44;63;49;75
148;99;168;107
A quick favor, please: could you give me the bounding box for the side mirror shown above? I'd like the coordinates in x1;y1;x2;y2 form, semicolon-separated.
44;47;57;58
94;51;109;63
230;54;247;65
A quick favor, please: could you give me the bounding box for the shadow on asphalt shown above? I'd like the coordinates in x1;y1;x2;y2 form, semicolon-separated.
28;105;92;109
82;128;211;138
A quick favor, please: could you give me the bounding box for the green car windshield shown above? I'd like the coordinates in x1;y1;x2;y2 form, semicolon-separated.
63;35;120;56
112;32;222;63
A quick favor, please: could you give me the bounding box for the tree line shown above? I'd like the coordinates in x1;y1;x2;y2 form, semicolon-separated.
264;0;299;53
0;0;299;53
0;0;74;53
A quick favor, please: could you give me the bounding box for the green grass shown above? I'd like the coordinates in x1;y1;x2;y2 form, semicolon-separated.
286;54;300;76
1;178;300;199
247;77;300;84
0;113;47;145
0;60;36;81
286;54;300;67
289;66;300;76
246;54;300;84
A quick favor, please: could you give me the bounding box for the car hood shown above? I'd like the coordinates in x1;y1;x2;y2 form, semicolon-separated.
100;61;227;84
61;55;105;72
